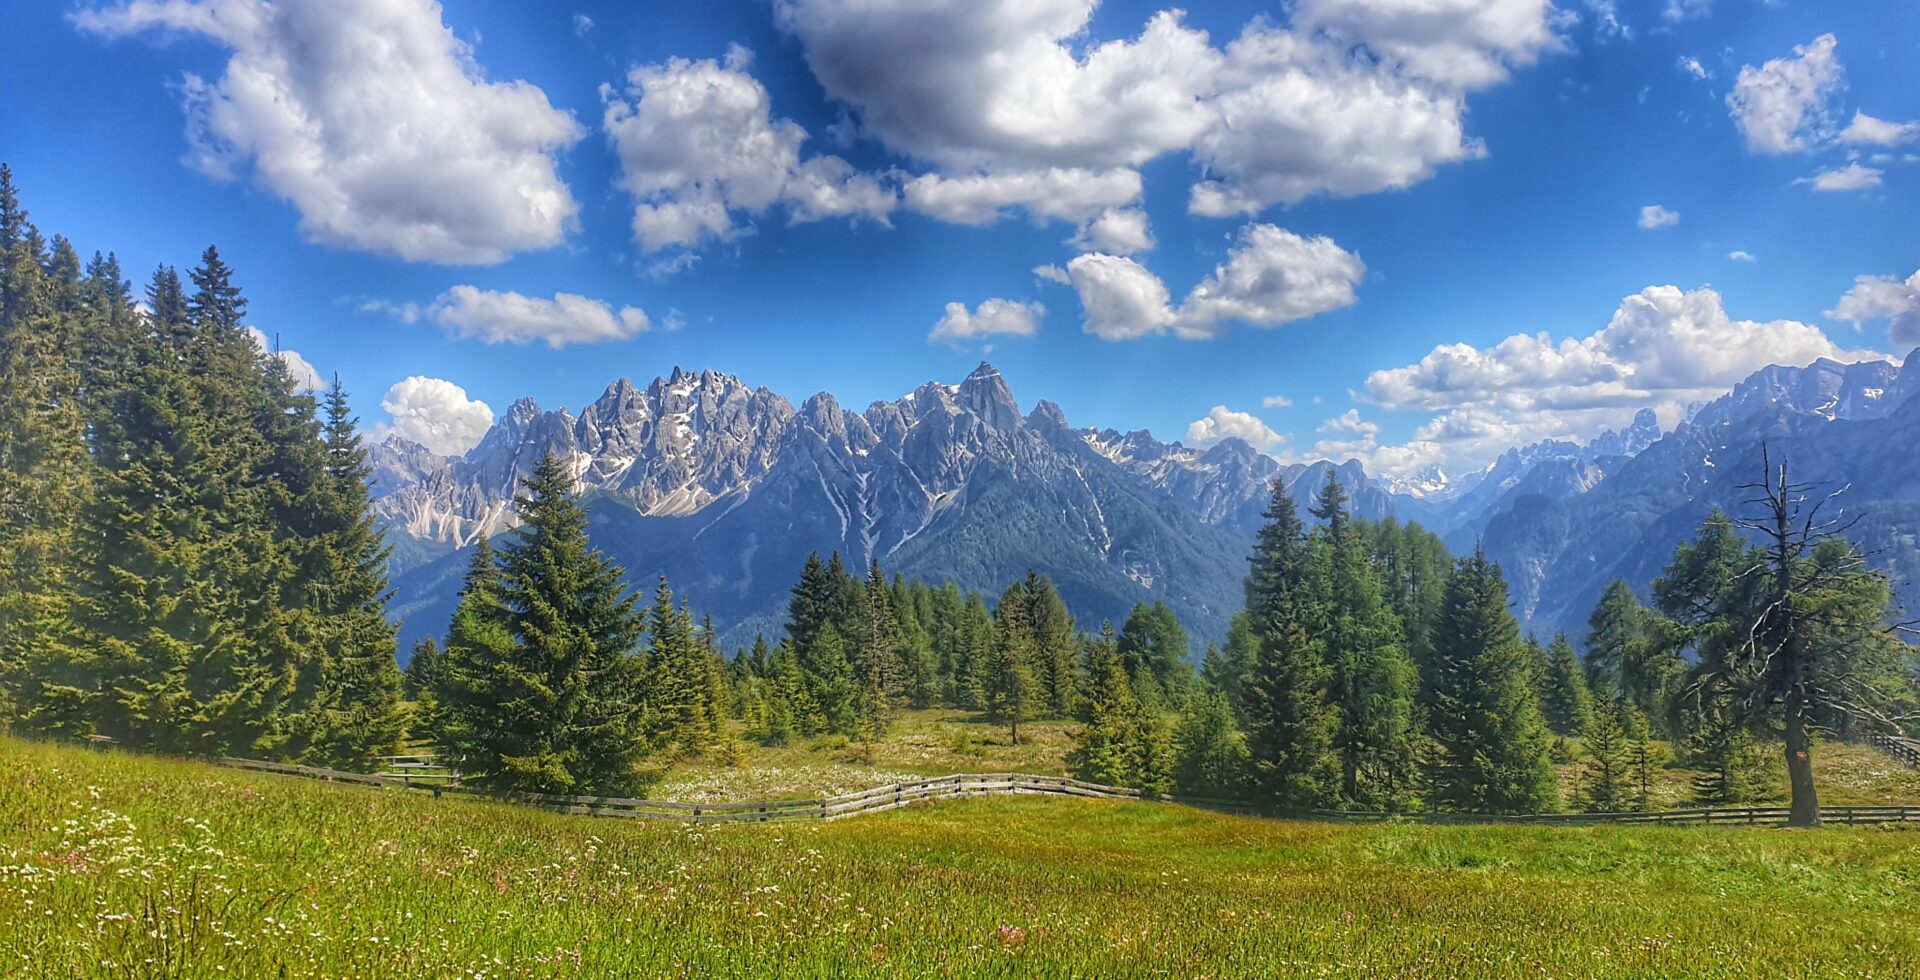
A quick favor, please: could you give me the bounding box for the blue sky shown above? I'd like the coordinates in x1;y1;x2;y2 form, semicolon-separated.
3;0;1917;479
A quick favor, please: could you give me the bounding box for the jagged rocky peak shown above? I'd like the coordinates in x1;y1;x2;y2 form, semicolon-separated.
1027;399;1069;430
956;362;1021;431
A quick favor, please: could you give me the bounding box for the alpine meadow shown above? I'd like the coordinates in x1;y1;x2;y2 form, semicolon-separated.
5;0;1920;977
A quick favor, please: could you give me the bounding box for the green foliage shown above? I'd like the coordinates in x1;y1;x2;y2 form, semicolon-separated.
1172;689;1249;799
1067;625;1171;794
1580;702;1629;812
1117;601;1190;705
1538;634;1594;738
1426;550;1558;814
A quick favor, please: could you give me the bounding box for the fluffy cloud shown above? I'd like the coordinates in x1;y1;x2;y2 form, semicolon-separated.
1311;408;1386;457
1186;405;1286;452
1839;112;1920;147
601;46;894;252
1828;270;1920;348
902;169;1140;226
775;0;1563;220
1726;34;1843;155
928;299;1045;344
1805;162;1883;192
243;326;323;392
1638;205;1680;229
377;377;494;455
1057;225;1364;341
1729;250;1756;263
1262;394;1295;409
427;286;649;349
1069;208;1155;255
1358;284;1878;475
76;0;584;264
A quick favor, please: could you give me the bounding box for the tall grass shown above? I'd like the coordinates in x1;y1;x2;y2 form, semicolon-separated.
4;736;1920;977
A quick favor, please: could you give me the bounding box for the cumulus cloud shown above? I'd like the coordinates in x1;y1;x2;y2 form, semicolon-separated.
1357;284;1879;476
775;0;1563;220
902;168;1140;226
422;286;649;349
601;45;894;252
1056;224;1364;341
1804;162;1883;192
243;326;323;392
1638;204;1680;230
1726;34;1843;155
76;0;584;265
1729;250;1756;263
377;377;494;455
1828;270;1920;348
1069;208;1155;255
1186;405;1286;452
1839;112;1920;147
929;298;1045;344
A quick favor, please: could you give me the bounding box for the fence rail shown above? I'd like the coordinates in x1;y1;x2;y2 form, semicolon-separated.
211;757;1920;829
1866;733;1920;769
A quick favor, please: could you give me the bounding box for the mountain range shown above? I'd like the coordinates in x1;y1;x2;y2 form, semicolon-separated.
370;353;1920;655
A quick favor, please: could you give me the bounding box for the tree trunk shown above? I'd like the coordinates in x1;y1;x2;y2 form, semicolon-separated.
1784;698;1819;828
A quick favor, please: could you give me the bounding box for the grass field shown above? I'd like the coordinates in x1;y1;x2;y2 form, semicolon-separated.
6;736;1920;977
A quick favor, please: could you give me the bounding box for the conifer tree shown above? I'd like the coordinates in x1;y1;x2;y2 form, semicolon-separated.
1585;580;1647;703
1116;601;1189;704
1201;614;1259;723
804;623;858;733
1022;571;1080;717
1172;689;1250;798
987;591;1037;744
1688;704;1760;806
1539;634;1594;737
435;457;648;794
1313;476;1419;810
1426;549;1557;814
852;559;905;731
1579;702;1629;812
404;638;442;701
1240;487;1339;809
1068;622;1171;793
1626;708;1659;812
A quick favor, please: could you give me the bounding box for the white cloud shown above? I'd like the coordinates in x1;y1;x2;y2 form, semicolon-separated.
1729;250;1756;263
901;168;1140;226
1662;0;1711;22
377;377;494;455
1262;394;1295;409
243;325;323;392
1358;284;1879;476
427;286;649;349
601;45;894;252
775;0;1562;220
1069;208;1154;255
1678;56;1708;80
1726;34;1843;155
1805;162;1883;192
1176;225;1366;337
76;0;584;265
1060;253;1177;341
1186;405;1286;452
1839;111;1920;147
1056;224;1364;341
928;298;1044;344
572;13;593;36
1828;270;1920;348
1638;204;1680;229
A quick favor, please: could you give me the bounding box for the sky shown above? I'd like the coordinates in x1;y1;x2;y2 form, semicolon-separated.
2;0;1918;481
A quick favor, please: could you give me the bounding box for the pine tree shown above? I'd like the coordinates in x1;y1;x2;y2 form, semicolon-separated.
1584;580;1646;704
646;577;711;753
435;456;649;794
1172;689;1250;799
1626;708;1659;812
1579;702;1629;812
1240;486;1339;809
1116;601;1189;705
1426;549;1558;814
1068;623;1170;794
1538;634;1594;738
1201;613;1258;723
1313;476;1418;810
852;559;905;732
404;638;442;701
804;623;858;733
1688;704;1759;806
1022;571;1080;717
986;591;1037;744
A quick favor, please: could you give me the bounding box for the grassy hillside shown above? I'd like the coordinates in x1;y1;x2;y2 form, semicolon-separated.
6;737;1920;977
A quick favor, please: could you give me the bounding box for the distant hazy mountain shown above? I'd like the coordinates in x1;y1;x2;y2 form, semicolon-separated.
372;352;1919;656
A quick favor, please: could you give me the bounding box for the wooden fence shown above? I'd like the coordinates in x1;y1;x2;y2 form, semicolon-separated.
1866;733;1920;769
214;757;1920;829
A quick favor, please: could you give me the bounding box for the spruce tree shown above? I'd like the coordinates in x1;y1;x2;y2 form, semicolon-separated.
852;559;905;732
1426;549;1557;814
1172;689;1250;799
404;638;442;701
436;456;649;794
986;591;1037;744
1067;622;1171;793
1539;634;1594;738
1688;704;1759;806
1579;702;1629;812
1116;601;1189;704
1022;571;1080;717
1240;486;1339;809
1313;476;1419;810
